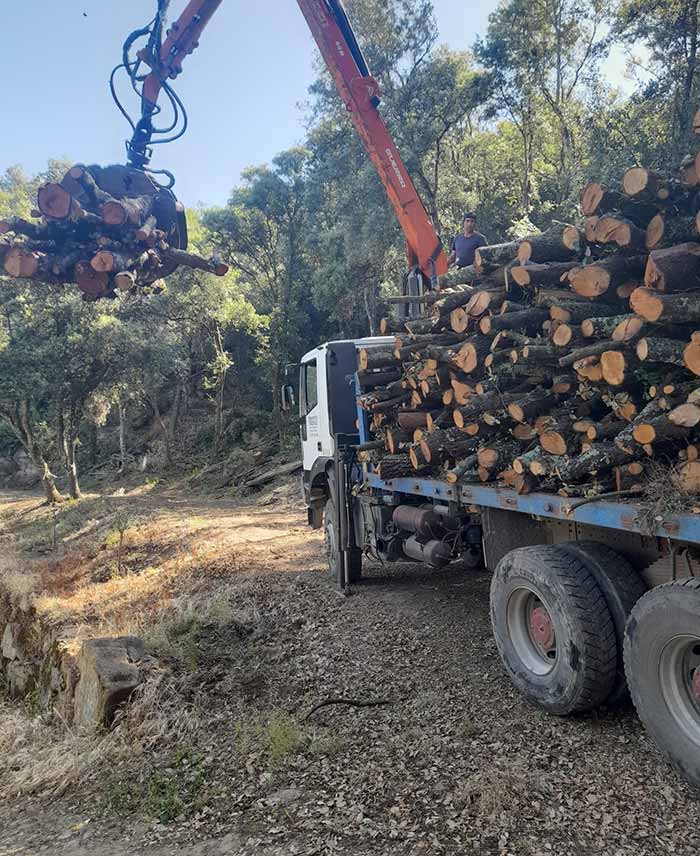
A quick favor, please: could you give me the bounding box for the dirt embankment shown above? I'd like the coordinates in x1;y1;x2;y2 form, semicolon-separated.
0;482;699;856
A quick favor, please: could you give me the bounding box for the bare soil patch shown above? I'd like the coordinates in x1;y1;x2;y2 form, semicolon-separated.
0;482;699;855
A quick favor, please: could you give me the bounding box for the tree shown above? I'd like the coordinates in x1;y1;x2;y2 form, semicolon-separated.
204;149;312;435
614;0;700;160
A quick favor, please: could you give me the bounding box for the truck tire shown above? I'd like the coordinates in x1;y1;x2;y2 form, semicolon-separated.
323;496;362;584
624;577;700;788
559;541;647;707
490;545;617;715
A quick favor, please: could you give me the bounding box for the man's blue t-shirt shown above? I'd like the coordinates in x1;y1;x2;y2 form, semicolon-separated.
451;232;487;267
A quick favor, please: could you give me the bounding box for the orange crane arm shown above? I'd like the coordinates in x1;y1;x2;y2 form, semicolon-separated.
131;0;447;279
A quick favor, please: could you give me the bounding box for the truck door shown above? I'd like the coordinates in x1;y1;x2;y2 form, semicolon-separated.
300;354;332;474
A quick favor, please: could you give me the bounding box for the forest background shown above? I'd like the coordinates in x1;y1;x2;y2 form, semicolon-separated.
1;0;698;501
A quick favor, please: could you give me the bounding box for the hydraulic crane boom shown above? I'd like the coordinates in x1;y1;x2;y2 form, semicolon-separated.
127;0;448;281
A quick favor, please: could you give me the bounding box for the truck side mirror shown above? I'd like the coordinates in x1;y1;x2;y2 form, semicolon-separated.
280;384;296;412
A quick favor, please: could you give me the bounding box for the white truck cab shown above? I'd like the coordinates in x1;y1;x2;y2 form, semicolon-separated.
299;337;392;524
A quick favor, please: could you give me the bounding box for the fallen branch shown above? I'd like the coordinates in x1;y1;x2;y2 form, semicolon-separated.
304;696;399;720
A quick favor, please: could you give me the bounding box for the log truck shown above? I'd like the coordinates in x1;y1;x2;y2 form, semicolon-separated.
87;0;700;789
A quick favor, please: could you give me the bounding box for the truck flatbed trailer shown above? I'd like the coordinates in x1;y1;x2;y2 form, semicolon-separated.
295;337;700;790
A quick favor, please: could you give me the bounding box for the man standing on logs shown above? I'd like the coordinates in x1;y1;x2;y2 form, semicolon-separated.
448;212;487;269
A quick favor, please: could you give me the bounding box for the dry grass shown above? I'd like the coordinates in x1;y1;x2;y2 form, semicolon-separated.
635;459;700;535
454;759;548;829
0;551;40;602
0;673;201;799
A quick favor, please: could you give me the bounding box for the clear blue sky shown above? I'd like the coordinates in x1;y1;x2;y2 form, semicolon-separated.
1;1;494;207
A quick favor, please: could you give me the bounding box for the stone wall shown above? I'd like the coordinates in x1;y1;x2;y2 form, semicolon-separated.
0;587;147;728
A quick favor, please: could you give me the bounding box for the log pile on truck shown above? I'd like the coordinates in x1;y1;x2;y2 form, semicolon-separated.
360;161;700;499
0;163;228;300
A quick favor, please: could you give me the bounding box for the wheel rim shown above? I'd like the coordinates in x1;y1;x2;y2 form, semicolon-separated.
506;587;558;675
658;634;700;749
324;515;337;574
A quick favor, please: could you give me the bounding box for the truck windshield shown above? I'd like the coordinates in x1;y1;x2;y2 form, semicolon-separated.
302;360;318;415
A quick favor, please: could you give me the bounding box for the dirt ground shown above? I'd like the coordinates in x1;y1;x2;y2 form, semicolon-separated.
0;481;699;856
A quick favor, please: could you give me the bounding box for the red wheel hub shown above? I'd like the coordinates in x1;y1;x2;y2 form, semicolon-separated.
693;667;700;703
530;606;555;651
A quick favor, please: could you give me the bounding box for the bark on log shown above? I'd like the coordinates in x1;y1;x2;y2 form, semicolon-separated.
162;247;229;277
377;455;427;479
644;243;700;292
550;302;619;324
631;286;700;323
645;212;698;250
480;308;549;335
508;390;558;423
556;442;634;482
581;314;635;339
581;182;625;216
439;265;478;289
101;195;153;227
359;347;399;371
558;340;624;368
510;261;578;288
517;221;580;264
474;242;521;272
636;337;688;366
632;415;690;445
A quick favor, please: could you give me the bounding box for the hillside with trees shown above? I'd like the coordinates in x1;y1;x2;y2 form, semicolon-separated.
2;0;699;499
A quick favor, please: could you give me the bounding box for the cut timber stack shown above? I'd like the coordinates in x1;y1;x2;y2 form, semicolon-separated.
0;163;228;300
363;157;700;499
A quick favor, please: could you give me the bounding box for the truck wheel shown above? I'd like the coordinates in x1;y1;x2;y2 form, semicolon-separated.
490;545;617;714
624;578;700;788
559;542;647;707
323;496;362;584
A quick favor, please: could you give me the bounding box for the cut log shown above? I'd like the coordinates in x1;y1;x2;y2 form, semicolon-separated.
517;221;580;264
551;323;581;347
558;339;623;368
611;315;645;342
114;270;137;292
420;428;479;465
672;461;700;493
683;332;700;376
37;183;74;220
594;215;646;250
74;262;110;297
569;255;646;299
630;287;700;323
474;243;521;273
446;454;480;483
636;337;688;366
632;415;690;445
358;369;402;389
162;247;229;277
550;302;619;324
581;314;635;339
381;318;408;335
556;442;633;482
622;167;670;201
377;455;426;480
101;195;153;227
668;403;700;428
644;243;700;292
600;350;632;386
510;261;577;288
359;347;398;371
581;182;624;216
508;390;558;424
480;308;549;336
397;411;431;431
645;212;698;250
439;265;478;289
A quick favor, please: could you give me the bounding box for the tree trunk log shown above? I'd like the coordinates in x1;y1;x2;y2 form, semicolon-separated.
644;243;700;292
630;286;700;323
569;255;646;298
517;221;580;264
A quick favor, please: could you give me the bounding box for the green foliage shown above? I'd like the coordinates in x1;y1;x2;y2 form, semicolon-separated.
1;0;697;487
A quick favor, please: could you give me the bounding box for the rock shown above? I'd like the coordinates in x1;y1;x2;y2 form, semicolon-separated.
1;622;24;660
9;448;40;487
266;787;303;807
73;636;145;728
7;660;36;698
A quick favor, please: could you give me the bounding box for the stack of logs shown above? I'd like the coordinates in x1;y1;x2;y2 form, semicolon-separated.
360;160;700;497
0;163;228;300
